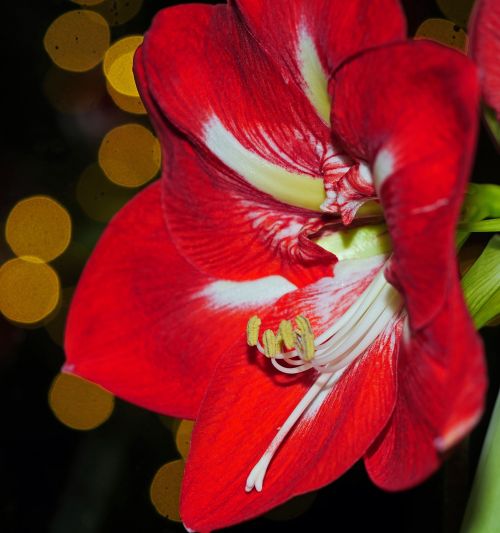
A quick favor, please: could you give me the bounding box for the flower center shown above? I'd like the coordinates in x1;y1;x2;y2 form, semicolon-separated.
244;266;403;492
247;267;402;375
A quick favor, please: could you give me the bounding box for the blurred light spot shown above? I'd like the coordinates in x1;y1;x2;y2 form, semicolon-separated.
92;0;143;26
45;287;75;346
103;35;143;97
0;258;60;324
415;19;468;52
176;420;194;459
76;164;134;222
72;0;105;5
106;81;146;115
49;372;115;430
265;492;317;521
158;415;181;434
150;460;184;522
44;10;110;72
98;124;161;187
6;196;72;262
437;0;475;28
44;66;105;114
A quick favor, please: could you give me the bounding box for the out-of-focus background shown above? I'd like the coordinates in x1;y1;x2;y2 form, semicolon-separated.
0;1;498;532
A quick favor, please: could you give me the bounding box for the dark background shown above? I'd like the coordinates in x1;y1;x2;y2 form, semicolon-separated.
1;1;499;532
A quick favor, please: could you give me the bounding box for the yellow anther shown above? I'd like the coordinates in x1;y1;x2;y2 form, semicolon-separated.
300;331;316;362
262;329;279;358
294;315;315;361
246;315;262;347
278;320;296;350
295;315;313;336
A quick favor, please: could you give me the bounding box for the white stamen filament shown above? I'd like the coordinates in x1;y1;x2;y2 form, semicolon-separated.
245;371;339;493
247;266;403;491
255;267;401;374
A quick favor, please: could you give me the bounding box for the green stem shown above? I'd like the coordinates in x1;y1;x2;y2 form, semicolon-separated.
461;388;500;533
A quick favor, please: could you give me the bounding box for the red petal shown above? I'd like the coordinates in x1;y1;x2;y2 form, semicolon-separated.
181;259;401;532
470;0;500;118
141;3;353;208
65;183;298;418
134;37;335;288
330;40;480;330
162;129;336;288
235;0;406;98
365;283;486;490
330;41;485;488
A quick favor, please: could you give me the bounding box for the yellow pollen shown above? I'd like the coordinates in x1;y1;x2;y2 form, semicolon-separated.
300;331;316;362
262;329;279;358
278;320;296;350
246;315;261;347
295;315;313;336
294;315;316;361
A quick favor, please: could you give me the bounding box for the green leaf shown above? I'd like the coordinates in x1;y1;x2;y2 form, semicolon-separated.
484;106;500;149
461;235;500;329
461;389;500;533
459;219;500;233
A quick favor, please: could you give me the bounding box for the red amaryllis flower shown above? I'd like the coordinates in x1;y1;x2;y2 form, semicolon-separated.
64;1;487;530
470;0;500;118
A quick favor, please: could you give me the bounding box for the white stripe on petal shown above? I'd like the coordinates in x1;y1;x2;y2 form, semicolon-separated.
297;26;331;124
203;116;326;211
374;148;394;194
198;277;297;310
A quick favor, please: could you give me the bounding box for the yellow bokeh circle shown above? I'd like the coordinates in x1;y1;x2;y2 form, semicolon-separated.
6;196;72;262
98;124;161;187
437;0;475;27
44;10;110;72
415;19;468;53
92;0;143;27
49;373;115;431
176;420;194;459
103;35;143;97
71;0;105;5
106;81;146;115
0;258;60;324
265;492;317;521
150;460;184;522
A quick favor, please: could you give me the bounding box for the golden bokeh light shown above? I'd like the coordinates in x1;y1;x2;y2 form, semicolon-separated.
44;66;105;114
44;10;110;73
437;0;475;27
49;373;115;431
106;81;146;115
92;0;144;26
175;420;194;459
158;415;181;433
76;164;134;222
265;492;317;521
71;0;105;5
415;19;468;53
98;124;161;188
6;196;72;262
150;460;184;522
103;35;143;97
0;258;60;325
